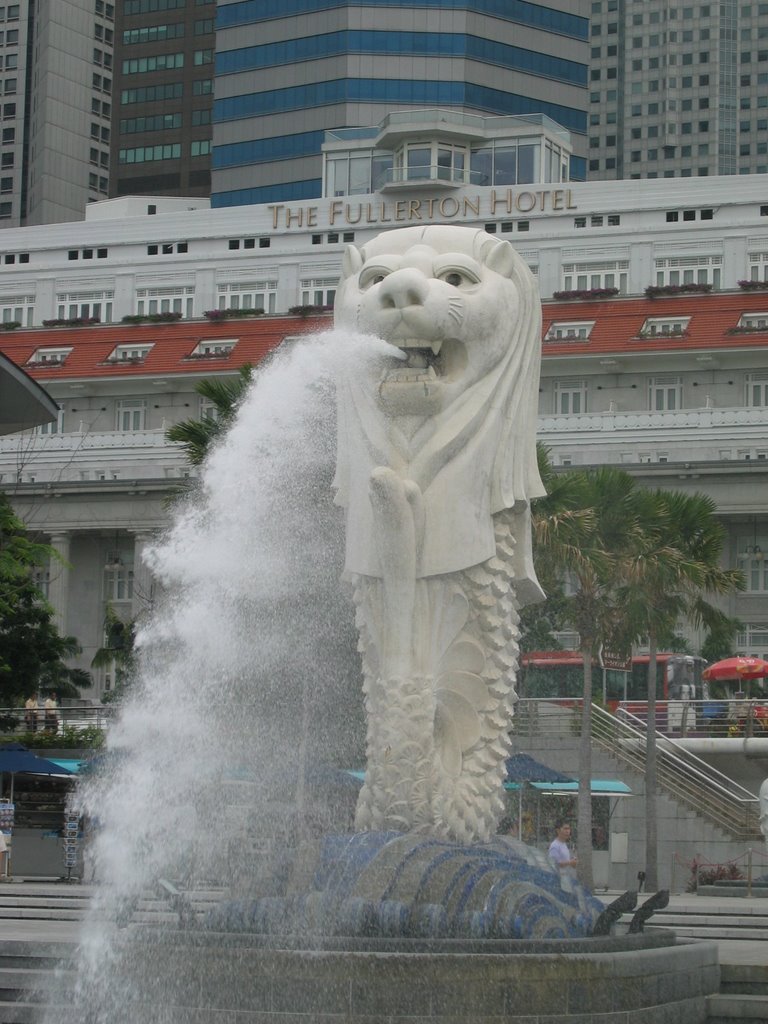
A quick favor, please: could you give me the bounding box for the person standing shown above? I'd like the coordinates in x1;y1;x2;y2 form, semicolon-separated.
43;693;58;735
24;696;38;733
548;820;578;874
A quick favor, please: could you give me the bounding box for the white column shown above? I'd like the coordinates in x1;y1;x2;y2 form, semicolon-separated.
130;532;157;620
47;533;71;636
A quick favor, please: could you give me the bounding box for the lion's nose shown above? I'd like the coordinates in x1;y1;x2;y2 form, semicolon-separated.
378;268;429;310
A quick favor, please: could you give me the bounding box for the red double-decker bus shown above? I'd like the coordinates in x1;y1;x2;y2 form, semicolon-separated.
519;651;707;706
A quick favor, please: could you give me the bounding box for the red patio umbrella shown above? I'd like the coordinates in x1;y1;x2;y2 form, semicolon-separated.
702;656;768;682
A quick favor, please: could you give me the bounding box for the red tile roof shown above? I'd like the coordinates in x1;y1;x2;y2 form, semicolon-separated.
0;315;331;381
1;290;768;382
541;290;768;356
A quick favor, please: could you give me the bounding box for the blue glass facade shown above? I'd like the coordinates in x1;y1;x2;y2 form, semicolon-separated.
211;0;589;206
216;0;589;40
215;81;585;136
214;180;323;206
216;32;587;88
213;130;326;170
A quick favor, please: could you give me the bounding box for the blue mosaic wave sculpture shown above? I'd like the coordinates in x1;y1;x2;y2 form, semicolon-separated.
204;833;604;940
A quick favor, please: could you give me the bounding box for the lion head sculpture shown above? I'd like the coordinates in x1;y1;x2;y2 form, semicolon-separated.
333;225;545;594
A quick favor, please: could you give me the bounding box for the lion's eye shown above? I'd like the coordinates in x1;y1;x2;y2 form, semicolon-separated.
359;268;389;289
437;267;479;287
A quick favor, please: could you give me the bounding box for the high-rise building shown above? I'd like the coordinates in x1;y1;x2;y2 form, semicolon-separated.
587;0;755;180
110;0;215;199
0;0;115;227
211;0;591;208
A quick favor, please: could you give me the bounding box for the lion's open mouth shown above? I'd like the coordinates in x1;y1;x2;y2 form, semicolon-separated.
386;339;446;382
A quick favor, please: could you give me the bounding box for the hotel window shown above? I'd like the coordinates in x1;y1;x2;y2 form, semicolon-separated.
28;347;72;366
545;321;595;341
654;254;721;288
0;292;33;325
107;344;153;363
300;278;337;307
638;316;691;337
741;532;768;595
554;379;588;414
35;407;64;436
104;562;134;603
736;622;768;654
56;290;114;322
116;399;146;432
747;250;768;280
191;338;237;357
648;375;683;411
136;285;193;317
216;279;277;314
746;371;768;406
561;260;629;293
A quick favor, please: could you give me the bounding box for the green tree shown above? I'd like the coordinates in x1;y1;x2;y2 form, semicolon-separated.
90;605;137;703
0;494;91;704
700;614;743;666
532;460;637;888
617;489;745;890
166;364;253;465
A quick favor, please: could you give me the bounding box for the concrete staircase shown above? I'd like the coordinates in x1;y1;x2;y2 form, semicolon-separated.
707;965;768;1024
615;897;768;1023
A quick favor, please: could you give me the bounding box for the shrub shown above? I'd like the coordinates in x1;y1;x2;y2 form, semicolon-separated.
737;279;768;290
287;304;333;317
551;288;619;301
686;858;743;892
644;283;712;298
0;321;21;331
42;317;101;327
16;724;105;750
203;308;264;320
121;312;182;324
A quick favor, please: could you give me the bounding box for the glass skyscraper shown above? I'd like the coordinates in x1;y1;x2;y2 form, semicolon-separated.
211;0;590;207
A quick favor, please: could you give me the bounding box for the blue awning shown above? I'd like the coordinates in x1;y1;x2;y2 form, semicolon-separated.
504;779;631;795
48;759;87;774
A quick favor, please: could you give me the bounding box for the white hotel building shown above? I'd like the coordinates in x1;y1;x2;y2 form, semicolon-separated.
0;110;766;699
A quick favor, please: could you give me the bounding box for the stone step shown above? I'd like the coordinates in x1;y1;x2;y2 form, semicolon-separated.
0;908;85;921
706;992;768;1023
648;924;768;940
720;964;768;996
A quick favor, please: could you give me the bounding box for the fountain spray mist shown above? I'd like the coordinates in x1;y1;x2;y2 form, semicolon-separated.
58;328;395;1023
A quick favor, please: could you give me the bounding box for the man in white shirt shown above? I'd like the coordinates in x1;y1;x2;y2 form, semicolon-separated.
548;821;577;874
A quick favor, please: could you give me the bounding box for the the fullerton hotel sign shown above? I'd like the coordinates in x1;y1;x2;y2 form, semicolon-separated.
268;188;577;229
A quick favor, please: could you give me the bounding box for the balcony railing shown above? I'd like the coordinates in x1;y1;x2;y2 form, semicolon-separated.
381;164;488;189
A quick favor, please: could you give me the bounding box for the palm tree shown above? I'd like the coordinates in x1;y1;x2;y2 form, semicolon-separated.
166;364;253;466
617;488;745;890
531;460;638;888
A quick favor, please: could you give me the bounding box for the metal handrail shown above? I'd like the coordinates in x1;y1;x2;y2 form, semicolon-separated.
0;705;114;734
613;705;759;803
514;698;761;839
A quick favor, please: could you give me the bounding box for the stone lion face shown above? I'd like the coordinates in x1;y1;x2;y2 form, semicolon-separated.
335;226;524;417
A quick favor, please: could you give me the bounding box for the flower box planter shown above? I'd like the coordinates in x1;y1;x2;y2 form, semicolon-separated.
737;279;768;290
287;304;334;317
121;313;183;324
551;288;619;301
726;325;768;334
0;321;21;331
644;283;712;298
183;351;232;360
203;308;265;321
42;317;101;327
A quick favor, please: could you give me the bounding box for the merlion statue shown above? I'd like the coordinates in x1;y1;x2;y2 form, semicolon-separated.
333;225;546;843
